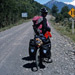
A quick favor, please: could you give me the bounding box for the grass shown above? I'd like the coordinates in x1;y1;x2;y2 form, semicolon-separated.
50;19;75;42
0;19;31;32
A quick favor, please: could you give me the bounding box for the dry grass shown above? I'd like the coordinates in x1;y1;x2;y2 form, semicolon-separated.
50;19;75;42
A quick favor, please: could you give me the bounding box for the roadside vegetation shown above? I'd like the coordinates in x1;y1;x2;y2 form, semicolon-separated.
0;0;50;31
50;5;75;42
0;19;31;32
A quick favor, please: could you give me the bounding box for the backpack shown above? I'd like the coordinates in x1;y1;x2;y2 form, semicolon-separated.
32;16;52;38
32;16;43;33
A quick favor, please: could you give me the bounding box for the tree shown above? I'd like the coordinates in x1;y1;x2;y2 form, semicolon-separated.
51;4;58;17
0;0;50;28
61;6;70;18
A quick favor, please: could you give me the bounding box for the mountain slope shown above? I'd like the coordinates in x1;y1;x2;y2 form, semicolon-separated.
44;0;75;12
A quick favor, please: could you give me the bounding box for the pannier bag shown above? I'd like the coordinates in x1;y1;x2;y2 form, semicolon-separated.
29;39;37;57
40;43;51;58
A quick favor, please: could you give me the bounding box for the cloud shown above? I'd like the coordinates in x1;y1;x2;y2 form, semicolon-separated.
64;0;75;6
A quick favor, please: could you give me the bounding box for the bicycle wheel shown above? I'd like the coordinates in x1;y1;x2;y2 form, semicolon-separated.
35;48;40;70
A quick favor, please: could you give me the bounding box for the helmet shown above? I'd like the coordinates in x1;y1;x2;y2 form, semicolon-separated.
40;8;48;14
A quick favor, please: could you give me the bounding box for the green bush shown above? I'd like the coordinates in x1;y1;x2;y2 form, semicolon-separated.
55;13;64;23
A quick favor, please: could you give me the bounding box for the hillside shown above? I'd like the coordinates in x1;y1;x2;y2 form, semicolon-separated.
0;0;49;28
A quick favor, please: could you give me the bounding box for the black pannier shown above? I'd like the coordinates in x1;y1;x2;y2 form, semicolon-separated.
40;43;51;58
29;39;37;57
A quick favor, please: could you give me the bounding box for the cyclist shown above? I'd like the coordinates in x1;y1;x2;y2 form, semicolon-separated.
33;8;52;68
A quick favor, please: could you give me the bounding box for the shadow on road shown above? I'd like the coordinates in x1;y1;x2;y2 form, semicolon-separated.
22;56;46;72
22;56;38;72
22;56;35;61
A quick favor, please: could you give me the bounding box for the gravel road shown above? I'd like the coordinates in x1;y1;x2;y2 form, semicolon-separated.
0;15;75;75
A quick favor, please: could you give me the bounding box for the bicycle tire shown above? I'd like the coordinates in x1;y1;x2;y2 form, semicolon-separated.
35;48;40;70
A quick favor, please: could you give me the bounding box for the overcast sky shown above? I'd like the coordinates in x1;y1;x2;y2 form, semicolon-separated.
34;0;73;4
